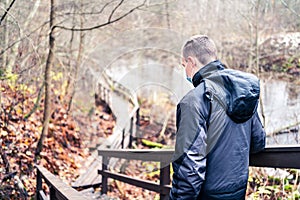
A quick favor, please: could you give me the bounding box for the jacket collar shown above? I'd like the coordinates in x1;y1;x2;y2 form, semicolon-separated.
192;60;225;87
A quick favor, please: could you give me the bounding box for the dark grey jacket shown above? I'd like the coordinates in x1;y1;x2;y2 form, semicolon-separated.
170;60;266;200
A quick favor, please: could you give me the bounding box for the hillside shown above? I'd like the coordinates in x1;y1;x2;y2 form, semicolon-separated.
0;82;115;199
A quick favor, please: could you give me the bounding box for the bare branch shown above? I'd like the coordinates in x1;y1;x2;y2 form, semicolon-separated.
144;0;177;8
108;0;125;22
60;0;117;16
0;4;21;37
55;0;146;31
280;0;300;18
0;0;17;25
0;21;49;56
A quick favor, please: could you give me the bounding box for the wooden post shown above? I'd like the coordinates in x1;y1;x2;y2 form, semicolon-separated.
98;84;101;99
136;108;140;126
135;108;140;144
36;168;42;200
105;87;109;104
129;117;134;148
101;155;108;194
49;185;56;200
121;128;125;149
108;88;112;108
104;87;107;103
160;162;170;200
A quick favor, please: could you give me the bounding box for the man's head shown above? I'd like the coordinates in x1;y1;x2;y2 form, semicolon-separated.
181;35;218;80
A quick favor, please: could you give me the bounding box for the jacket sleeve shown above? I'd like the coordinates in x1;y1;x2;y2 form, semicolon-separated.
170;92;209;199
250;112;266;153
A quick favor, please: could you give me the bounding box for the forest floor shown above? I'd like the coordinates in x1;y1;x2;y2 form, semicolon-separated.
0;82;115;199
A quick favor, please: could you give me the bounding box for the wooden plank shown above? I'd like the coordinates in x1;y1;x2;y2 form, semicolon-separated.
36;165;91;200
96;146;300;199
101;156;108;194
98;149;174;162
98;170;171;194
160;162;171;200
255;145;300;152
250;145;300;169
36;168;43;200
72;156;102;188
99;146;300;169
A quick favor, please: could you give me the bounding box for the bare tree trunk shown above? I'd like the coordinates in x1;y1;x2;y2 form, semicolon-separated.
64;13;75;99
0;0;16;25
35;0;56;162
67;0;85;113
0;0;10;71
13;0;40;71
164;0;170;29
3;0;9;70
253;0;266;127
255;0;261;76
248;22;254;73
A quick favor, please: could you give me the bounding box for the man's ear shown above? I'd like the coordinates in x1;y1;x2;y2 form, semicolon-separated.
187;56;197;68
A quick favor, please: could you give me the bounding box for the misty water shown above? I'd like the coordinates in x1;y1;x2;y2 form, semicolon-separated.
105;61;300;146
260;78;300;145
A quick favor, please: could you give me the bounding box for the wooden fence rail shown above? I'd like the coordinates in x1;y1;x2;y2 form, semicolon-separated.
36;165;91;200
98;149;173;200
98;145;300;200
35;146;300;199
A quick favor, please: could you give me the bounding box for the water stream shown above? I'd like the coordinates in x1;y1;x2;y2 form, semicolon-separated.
260;78;300;145
105;61;300;146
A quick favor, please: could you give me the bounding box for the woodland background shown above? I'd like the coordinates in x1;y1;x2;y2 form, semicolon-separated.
1;0;300;199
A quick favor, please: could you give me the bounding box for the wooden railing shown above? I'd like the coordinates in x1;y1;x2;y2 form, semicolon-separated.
36;165;91;200
98;145;300;200
35;81;141;199
98;149;173;200
249;145;300;169
35;146;300;199
97;81;140;151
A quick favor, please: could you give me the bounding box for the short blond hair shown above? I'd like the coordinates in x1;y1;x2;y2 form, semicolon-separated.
182;35;217;65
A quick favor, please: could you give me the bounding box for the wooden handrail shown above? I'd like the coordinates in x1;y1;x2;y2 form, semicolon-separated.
97;83;140;151
98;170;171;193
98;145;300;199
98;149;174;162
36;165;91;200
249;145;300;169
98;149;172;200
35;146;300;199
99;145;300;169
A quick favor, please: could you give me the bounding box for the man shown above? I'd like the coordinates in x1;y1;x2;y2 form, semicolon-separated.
170;35;266;200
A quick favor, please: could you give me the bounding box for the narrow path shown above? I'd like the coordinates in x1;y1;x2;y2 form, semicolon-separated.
72;75;139;192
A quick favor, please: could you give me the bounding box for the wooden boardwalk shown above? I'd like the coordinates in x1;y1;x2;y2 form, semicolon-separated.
72;81;139;190
72;150;102;190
